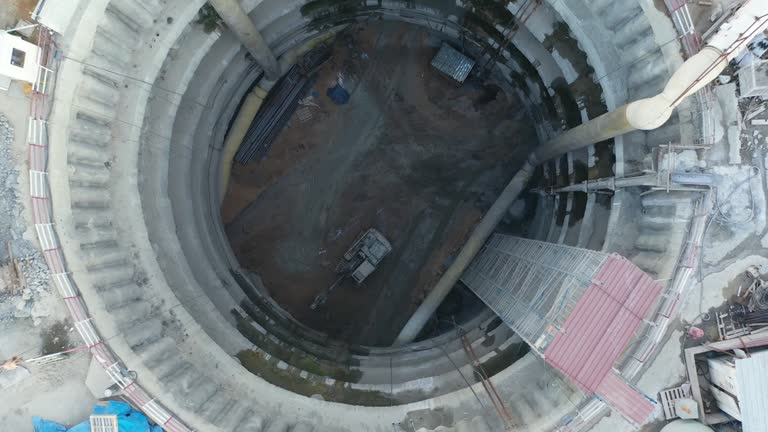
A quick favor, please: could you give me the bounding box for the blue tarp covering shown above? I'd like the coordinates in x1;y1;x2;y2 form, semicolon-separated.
326;84;350;105
33;401;163;432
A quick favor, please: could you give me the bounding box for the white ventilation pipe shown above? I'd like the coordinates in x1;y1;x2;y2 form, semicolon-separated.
541;46;726;152
393;0;768;346
208;0;282;79
543;0;768;155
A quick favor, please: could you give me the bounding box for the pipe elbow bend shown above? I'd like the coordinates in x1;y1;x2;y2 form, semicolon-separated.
625;97;675;131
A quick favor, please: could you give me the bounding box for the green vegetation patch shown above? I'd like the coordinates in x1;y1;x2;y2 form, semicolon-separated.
237;350;394;406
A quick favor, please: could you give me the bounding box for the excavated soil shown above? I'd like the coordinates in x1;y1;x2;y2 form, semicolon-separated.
223;22;538;346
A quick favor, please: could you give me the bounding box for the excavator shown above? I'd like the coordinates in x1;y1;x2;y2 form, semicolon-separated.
310;228;391;310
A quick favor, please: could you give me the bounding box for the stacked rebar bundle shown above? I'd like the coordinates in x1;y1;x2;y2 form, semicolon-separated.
744;309;768;327
235;44;332;165
235;65;313;164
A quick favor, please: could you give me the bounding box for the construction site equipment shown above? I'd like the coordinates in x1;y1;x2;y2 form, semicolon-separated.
335;228;392;284
716;268;768;339
716;306;751;340
546;0;768;151
535;171;714;195
748;281;768;311
431;43;475;83
311;229;391;309
310;275;343;310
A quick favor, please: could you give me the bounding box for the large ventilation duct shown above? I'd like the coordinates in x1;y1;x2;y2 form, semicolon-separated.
539;0;768;154
208;0;281;79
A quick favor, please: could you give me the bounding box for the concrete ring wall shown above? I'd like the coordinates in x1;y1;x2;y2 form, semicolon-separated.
146;1;570;411
43;0;696;430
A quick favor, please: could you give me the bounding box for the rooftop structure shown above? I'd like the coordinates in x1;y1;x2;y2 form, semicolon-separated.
0;32;39;90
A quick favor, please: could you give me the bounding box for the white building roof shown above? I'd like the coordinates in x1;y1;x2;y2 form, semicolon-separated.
0;32;40;84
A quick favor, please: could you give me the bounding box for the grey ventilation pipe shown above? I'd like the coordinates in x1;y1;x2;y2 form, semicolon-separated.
393;0;768;346
208;0;281;80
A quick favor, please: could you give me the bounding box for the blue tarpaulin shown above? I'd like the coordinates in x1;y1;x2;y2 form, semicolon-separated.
326;84;350;105
33;401;163;432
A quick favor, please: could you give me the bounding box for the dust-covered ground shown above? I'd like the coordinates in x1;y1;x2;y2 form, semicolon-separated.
0;107;59;328
0;0;113;422
223;22;539;346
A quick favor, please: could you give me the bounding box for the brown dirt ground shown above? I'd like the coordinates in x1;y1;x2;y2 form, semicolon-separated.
222;22;537;346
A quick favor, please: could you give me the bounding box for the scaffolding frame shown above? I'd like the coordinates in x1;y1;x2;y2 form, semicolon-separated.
462;235;607;352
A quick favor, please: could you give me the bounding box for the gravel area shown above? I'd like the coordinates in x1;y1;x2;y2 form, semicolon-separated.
0;113;56;327
0;81;93;432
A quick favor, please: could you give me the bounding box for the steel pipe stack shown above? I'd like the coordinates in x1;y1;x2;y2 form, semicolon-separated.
235;65;313;164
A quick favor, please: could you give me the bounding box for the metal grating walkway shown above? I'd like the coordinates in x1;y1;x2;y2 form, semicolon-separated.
461;235;607;350
462;235;663;426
